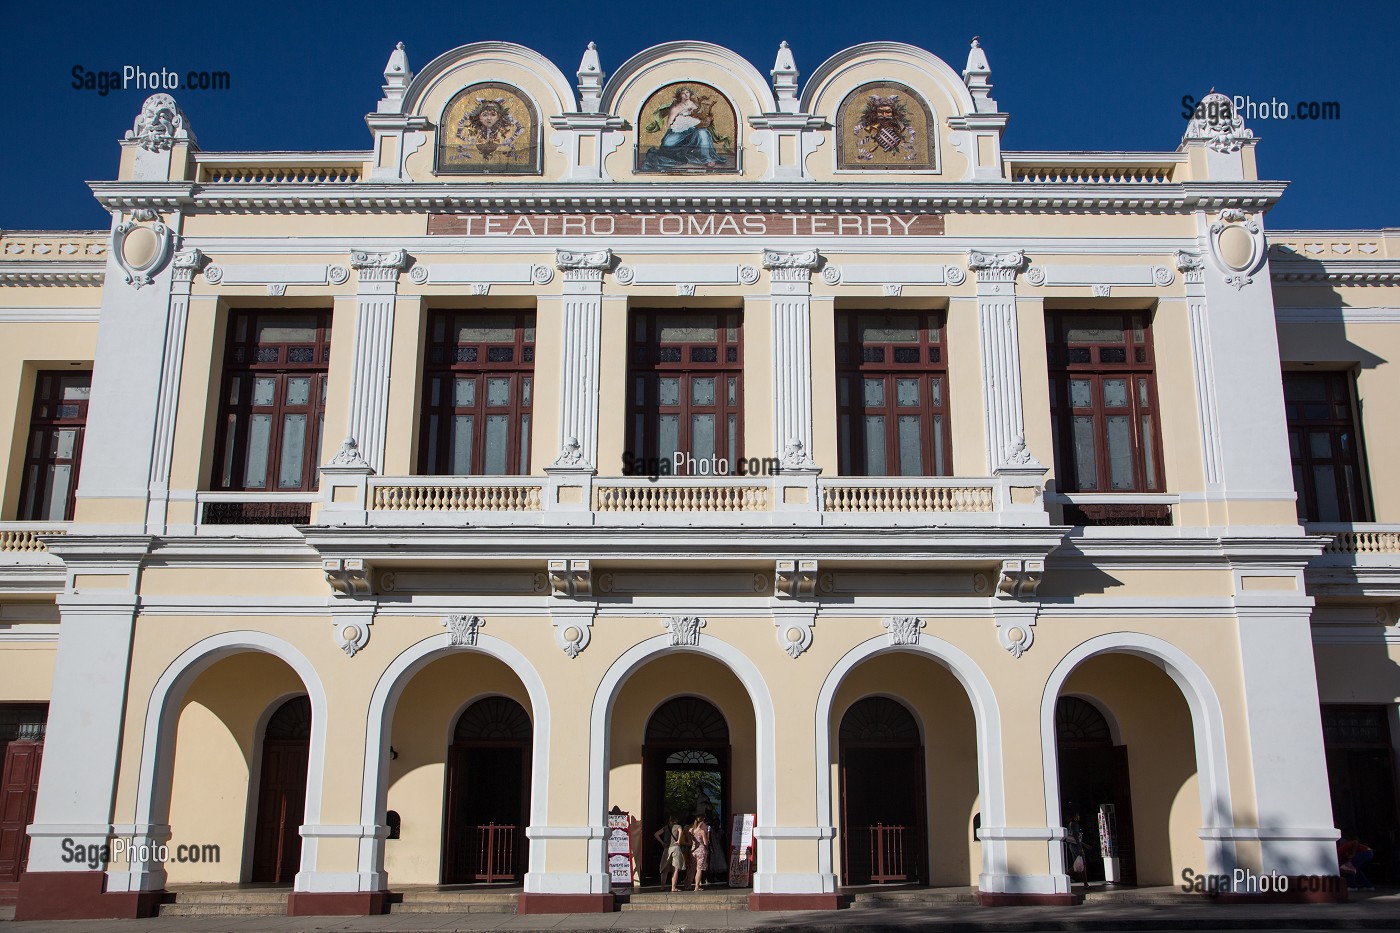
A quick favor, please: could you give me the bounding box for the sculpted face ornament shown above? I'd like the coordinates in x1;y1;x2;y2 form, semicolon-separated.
127;94;185;152
856;95;917;161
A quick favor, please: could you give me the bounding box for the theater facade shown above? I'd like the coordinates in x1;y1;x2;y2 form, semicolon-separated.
1;37;1396;919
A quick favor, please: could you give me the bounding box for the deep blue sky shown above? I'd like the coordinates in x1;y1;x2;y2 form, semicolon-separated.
6;0;1396;231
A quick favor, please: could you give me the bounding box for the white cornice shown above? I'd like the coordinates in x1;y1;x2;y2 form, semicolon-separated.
1271;259;1400;285
0;262;105;286
87;180;1289;215
1275;307;1400;325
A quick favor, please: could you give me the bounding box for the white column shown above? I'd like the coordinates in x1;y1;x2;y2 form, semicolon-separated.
547;249;611;472
144;248;203;534
763;249;820;471
1235;600;1340;876
345;249;409;474
24;544;147;876
969;250;1028;472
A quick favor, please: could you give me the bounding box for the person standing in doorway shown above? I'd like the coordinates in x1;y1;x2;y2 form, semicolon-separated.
688;815;711;891
654;815;687;892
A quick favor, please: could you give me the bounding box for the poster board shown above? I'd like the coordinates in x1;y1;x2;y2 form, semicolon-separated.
607;809;633;887
728;813;755;888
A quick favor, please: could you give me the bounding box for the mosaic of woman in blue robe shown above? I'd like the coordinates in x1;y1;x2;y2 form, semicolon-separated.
641;87;731;171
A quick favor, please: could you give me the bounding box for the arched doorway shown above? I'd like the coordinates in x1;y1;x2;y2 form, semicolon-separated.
839;696;927;885
442;696;532;884
251;696;311;883
1055;696;1137;885
642;696;729;883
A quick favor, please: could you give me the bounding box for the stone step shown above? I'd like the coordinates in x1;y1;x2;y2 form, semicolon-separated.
390;901;517;914
0;881;18;907
162;889;290;905
850;892;979;907
395;891;519;904
158;902;285;917
620;893;749;911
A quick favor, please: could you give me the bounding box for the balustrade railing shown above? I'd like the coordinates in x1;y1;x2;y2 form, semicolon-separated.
0;522;68;553
594;480;768;512
1311;523;1400;555
371;481;542;512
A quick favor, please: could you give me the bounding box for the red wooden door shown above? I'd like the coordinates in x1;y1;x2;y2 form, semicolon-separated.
0;740;43;882
251;738;308;883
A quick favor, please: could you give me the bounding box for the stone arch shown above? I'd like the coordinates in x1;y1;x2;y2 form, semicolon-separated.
403;41;576;117
123;631;328;893
358;632;551;892
801;41;976;117
587;634;776;892
1039;632;1237;879
600;41;776;117
815;634;1004;892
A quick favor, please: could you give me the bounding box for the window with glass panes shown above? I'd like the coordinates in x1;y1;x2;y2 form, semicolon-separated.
1283;370;1369;522
17;372;90;520
420;311;535;475
835;311;950;476
627;312;742;472
213;312;330;492
1047;312;1164;493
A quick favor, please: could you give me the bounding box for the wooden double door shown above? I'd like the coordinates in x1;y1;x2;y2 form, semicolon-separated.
838;697;928;886
251;697;312;883
441;697;533;884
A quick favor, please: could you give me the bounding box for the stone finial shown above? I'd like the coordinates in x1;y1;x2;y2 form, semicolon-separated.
1181;90;1254;154
577;41;604;113
126;94;192;152
377;42;413;114
962;36;998;114
772;40;799;114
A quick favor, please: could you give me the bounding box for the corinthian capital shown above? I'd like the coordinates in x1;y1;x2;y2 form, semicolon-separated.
762;248;821;283
555;248;613;281
350;249;411;283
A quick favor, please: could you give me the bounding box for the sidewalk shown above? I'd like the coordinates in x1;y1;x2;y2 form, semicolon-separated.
5;894;1400;933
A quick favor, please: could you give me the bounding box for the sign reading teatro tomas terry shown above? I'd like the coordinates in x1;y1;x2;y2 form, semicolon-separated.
427;212;944;237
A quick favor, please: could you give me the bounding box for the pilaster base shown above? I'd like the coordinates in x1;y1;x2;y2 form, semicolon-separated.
286;890;391;915
517;892;616;913
15;871;164;920
977;890;1078;906
748;892;846;911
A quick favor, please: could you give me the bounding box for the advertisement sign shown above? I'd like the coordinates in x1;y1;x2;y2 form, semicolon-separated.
607;809;633;886
728;813;755;888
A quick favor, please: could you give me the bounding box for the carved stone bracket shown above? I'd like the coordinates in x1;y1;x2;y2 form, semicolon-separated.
774;609;815;659
996;558;1043;599
323;558;372;596
664;616;706;647
548;558;592;598
994;606;1039;659
551;606;596;659
443;614;484;647
883;616;925;646
775;559;818;598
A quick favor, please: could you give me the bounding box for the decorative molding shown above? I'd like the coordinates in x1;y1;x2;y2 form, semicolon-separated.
126;94;187;152
945;263;967;286
994;608;1037;659
202;264;224;284
1176;249;1206;284
1024;265;1046;286
443;614;484;647
548;558;592;598
763;248;821;282
738;265;761;285
549;436;587;470
775;559;818;598
327;264;350;285
267;283;287;296
555;248;612;281
407;264;429;284
821;265;842;285
350;249;410;283
614;265;636;284
112;209;178;289
322;558;371;596
664;615;705;647
326;437;372;470
967;249;1026;283
774;611;815;659
882;283;903;297
999;434;1044;470
997;558;1043;598
552;608;595;659
1152;265;1175;286
676;283;695;297
1092;284;1111;297
1182;92;1254;154
780;438;818;472
333;615;372;658
596;572;767;595
883;616;925;646
170;247;206;284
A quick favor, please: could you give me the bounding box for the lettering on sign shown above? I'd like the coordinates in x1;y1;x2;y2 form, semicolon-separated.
427;212;944;237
